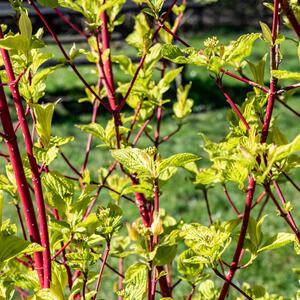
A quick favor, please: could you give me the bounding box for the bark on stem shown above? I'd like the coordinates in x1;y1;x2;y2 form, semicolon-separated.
0;78;44;285
218;177;256;299
28;0;111;112
261;0;280;144
93;242;110;300
0;29;51;288
280;0;300;39
118;0;178;111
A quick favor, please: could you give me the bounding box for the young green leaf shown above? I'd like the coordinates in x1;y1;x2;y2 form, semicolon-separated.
30;103;55;147
19;11;32;43
259;21;273;44
117;263;147;300
272;70;300;81
258;232;295;253
111;148;154;178
159;153;200;174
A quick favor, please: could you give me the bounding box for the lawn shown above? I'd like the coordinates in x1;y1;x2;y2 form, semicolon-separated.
1;28;300;298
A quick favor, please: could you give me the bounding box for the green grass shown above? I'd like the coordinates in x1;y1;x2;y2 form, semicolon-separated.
1;29;300;298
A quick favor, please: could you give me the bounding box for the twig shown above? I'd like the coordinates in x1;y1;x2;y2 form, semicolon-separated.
52;236;73;261
203;189;213;224
282;171;300;192
276;82;300;94
276;97;300;118
280;0;300;39
54;8;89;38
213;268;253;300
28;0;112;113
118;0;179;111
223;184;241;216
218;177;256;299
216;80;250;131
60;151;83;178
132;109;156;146
92;242;110;300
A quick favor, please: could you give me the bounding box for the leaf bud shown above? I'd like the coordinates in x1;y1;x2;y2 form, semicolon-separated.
151;212;164;236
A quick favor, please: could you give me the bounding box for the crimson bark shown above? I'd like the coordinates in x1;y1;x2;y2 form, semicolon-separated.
0;78;44;285
0;29;51;288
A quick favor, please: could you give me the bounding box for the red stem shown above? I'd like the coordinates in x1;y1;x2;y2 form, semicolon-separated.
93;242;110;300
118;0;178;111
100;9;117;111
0;29;51;288
223;184;241;217
15;203;28;240
81;100;100;174
216;80;250;131
280;0;300;39
132;110;156;146
261;0;280;144
274;180;299;232
54;8;89;38
28;0;111;113
218;177;256;300
52;236;73;261
0;78;44;285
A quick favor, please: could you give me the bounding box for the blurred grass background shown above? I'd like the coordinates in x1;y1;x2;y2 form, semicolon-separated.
1;28;300;298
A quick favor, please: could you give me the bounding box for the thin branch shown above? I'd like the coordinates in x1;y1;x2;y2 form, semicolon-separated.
52;236;73;261
126;102;143;142
186;285;195;300
213;268;253;300
280;0;300;39
274;180;299;233
54;8;89;38
118;0;178;111
203;189;213;225
276;97;300;118
92;242;110;300
15;203;28;240
81;99;100;174
159;124;182;144
102;184;135;203
251;190;267;210
218;177;256;300
256;196;269;221
281;171;300;192
216;80;250;131
223;184;241;216
28;0;112;113
83;160;118;218
266;186;300;242
60;151;83;178
276;82;300;94
132;109;156;146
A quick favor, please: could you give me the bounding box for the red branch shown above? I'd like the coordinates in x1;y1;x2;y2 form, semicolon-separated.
218;177;256;299
0;29;51;287
28;0;112;113
279;0;300;39
0;78;44;285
